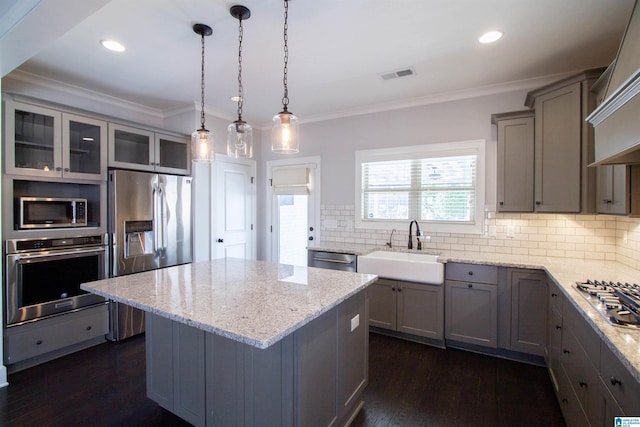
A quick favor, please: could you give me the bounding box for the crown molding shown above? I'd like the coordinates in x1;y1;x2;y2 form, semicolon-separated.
276;71;577;129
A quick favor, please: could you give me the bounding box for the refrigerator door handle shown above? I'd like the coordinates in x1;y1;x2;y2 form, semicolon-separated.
152;183;159;255
161;183;168;252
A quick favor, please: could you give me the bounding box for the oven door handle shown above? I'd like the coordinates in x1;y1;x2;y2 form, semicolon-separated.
12;247;107;263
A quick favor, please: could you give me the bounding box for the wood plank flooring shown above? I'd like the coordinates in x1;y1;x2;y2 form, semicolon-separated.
0;332;564;426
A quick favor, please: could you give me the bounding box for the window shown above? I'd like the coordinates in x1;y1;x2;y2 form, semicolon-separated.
355;140;485;234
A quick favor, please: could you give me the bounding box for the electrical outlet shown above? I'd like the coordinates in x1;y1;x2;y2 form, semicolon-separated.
506;226;515;238
350;314;360;332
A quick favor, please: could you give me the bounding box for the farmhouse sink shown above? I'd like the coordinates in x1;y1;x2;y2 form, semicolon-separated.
357;251;444;285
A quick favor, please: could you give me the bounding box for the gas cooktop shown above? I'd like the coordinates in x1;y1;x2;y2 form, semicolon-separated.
574;280;640;330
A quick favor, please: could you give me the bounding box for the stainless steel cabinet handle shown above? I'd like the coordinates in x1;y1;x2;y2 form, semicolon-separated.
311;257;352;264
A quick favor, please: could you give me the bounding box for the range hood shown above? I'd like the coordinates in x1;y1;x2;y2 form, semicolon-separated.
588;0;640;166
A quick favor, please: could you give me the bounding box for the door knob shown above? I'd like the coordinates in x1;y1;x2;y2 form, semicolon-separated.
217;238;224;243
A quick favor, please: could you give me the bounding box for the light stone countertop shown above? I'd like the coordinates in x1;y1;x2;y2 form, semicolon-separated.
81;258;377;349
310;242;640;383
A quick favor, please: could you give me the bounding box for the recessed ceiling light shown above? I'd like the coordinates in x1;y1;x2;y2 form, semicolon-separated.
82;137;95;142
100;39;126;52
478;30;503;44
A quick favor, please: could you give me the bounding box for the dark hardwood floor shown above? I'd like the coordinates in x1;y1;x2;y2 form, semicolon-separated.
0;333;565;426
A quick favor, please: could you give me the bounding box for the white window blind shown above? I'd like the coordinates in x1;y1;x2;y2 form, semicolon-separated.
362;155;476;223
272;167;309;195
356;140;485;234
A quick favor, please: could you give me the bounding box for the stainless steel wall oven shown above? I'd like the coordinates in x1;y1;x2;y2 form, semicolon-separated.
5;235;107;326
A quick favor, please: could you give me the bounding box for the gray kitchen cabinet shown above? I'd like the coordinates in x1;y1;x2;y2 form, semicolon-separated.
525;69;602;213
368;278;443;341
445;263;498;348
146;313;206;427
4;97;107;181
596;164;629;214
547;285;640;426
504;269;547;356
368;279;397;330
146;290;368;427
108;123;190;175
546;281;564;395
492;111;535;212
4;304;108;370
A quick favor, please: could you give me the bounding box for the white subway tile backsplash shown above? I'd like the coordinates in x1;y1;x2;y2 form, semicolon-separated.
319;207;639;266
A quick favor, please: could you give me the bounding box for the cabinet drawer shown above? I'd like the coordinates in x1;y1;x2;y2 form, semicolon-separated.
445;263;498;284
563;299;600;368
600;343;640;414
561;331;603;423
548;281;564;314
4;305;108;364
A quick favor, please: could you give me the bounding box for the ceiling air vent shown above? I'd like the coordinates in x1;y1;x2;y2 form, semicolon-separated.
381;67;416;80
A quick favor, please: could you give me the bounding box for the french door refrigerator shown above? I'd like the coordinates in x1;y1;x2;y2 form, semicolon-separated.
107;169;192;340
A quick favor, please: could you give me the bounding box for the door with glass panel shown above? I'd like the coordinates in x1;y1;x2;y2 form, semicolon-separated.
270;163;318;266
62;113;107;180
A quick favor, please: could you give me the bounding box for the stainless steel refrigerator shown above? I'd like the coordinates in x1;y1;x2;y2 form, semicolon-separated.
107;169;192;340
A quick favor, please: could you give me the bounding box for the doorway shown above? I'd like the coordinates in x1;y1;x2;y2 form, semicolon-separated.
266;157;320;265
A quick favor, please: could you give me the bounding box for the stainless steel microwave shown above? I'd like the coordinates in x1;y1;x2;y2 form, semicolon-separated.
19;197;87;229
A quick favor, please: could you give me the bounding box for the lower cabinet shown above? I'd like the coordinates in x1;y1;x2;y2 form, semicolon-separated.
545;279;640;426
4;303;109;371
503;269;547;356
445;280;497;347
146;314;205;427
146;290;369;427
368;278;444;340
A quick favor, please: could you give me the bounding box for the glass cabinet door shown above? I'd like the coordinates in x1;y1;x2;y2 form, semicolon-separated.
7;102;62;178
62;114;107;180
155;133;191;175
108;124;155;172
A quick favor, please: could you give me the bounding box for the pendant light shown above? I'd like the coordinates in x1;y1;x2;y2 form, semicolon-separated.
227;5;253;159
272;0;299;154
192;23;213;162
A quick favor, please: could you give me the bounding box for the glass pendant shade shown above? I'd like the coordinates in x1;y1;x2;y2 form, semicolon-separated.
191;127;211;162
227;120;253;158
271;111;299;154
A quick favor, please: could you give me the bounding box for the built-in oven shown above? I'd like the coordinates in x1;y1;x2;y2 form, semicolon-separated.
5;235;107;326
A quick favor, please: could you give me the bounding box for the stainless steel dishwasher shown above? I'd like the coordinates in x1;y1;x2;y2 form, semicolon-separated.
308;250;357;272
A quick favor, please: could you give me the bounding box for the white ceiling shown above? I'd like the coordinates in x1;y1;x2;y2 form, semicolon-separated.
5;0;637;127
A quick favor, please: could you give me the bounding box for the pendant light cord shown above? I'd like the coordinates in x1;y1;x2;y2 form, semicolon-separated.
237;16;244;121
281;0;290;111
199;31;206;130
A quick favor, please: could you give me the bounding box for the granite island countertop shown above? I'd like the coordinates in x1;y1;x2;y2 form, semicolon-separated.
310;242;640;383
81;258;377;349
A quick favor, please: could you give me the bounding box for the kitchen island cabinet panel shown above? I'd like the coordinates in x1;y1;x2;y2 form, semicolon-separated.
145;290;369;427
146;313;205;427
338;290;368;421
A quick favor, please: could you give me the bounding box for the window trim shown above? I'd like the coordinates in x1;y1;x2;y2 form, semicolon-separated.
355;140;486;234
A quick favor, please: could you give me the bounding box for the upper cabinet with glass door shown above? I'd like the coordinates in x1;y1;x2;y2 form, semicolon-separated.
4;99;107;181
109;123;190;175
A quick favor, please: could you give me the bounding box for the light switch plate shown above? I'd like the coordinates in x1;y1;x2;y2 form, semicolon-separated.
350;314;360;332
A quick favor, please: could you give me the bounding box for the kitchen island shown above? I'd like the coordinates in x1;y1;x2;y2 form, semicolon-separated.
81;258;377;427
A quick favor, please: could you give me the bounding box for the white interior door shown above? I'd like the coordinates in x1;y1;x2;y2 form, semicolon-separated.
212;156;256;260
267;157;320;265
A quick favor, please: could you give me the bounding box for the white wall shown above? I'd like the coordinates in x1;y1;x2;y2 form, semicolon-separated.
257;89;530;258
